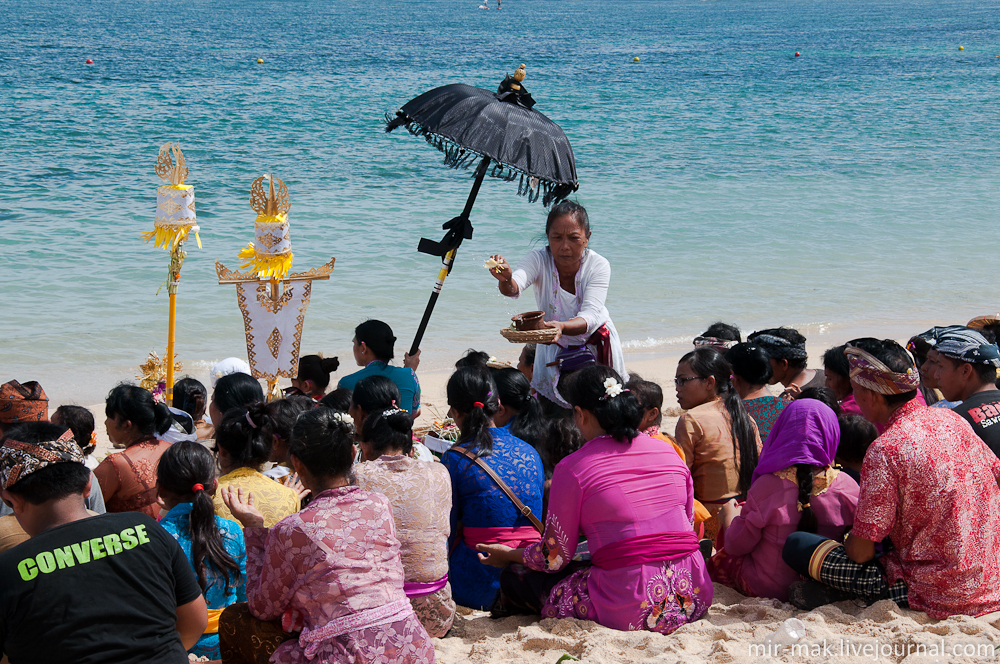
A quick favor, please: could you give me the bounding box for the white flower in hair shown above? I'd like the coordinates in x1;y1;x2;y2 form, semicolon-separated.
603;377;624;398
331;412;352;425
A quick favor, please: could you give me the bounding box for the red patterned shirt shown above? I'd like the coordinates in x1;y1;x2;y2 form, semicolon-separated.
853;400;1000;618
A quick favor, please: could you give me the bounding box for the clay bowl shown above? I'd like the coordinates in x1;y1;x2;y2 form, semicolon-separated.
512;311;545;331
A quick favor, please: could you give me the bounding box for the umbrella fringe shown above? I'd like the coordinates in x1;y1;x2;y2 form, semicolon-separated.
388;117;576;206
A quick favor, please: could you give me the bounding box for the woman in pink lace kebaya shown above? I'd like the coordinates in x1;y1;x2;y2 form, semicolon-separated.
478;366;712;634
220;408;434;664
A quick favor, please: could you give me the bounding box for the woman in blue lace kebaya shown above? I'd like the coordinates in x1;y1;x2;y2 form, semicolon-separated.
440;367;545;610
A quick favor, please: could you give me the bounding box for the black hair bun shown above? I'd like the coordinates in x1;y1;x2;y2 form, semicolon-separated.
321;357;340;373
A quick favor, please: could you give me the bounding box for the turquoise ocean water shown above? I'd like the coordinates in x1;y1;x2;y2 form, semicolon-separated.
4;0;1000;403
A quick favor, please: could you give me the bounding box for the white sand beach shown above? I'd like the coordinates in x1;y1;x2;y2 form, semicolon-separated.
432;586;1000;664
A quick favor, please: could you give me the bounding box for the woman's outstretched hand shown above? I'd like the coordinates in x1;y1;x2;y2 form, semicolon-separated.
476;543;514;567
487;254;512;283
221;485;266;529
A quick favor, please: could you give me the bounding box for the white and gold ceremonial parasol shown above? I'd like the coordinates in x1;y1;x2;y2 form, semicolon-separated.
217;174;335;399
141;143;201;402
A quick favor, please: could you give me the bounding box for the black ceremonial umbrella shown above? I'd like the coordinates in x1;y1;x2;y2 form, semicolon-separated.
385;64;579;356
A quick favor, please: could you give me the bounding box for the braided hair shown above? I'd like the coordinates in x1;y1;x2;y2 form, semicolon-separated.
173;377;208;421
795;464;819;533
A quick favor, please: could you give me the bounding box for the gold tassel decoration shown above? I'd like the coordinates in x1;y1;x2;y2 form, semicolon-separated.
142;222;202;251
238;242;295;280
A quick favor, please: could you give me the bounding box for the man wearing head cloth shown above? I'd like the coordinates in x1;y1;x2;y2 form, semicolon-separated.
0;421;208;663
906;325;967;410
747;327;825;400
0;380;48;434
930;327;1000;458
780;338;1000;619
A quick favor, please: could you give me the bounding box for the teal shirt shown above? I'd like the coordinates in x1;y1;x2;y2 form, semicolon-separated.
160;503;247;659
338;361;421;413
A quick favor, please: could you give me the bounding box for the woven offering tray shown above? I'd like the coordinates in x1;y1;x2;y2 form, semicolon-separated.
500;326;558;344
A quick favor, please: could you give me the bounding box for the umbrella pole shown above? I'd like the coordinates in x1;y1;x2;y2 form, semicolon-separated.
409;158;491;357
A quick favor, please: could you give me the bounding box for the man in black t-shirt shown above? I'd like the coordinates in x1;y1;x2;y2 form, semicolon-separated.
0;422;207;664
931;328;1000;459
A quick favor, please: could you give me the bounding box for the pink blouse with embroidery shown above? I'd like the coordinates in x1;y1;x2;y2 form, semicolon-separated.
243;486;434;664
853;401;1000;619
723;468;859;601
522;433;712;634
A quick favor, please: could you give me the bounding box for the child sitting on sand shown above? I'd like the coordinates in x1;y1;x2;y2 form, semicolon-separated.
50;405;98;469
725;342;787;441
708;400;859;602
157;441;247;660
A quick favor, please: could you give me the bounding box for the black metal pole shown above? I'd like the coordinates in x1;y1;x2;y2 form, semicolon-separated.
409;158;491;357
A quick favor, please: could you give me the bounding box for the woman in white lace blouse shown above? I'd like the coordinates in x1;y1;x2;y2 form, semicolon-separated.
353;407;455;637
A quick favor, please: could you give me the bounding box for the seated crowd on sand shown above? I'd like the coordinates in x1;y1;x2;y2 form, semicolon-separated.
4;313;1000;664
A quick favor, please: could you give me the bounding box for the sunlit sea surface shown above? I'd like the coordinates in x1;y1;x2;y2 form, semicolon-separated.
4;0;1000;403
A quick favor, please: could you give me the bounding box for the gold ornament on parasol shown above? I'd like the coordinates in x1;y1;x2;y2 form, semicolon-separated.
143;143;202;250
237;175;294;280
217;173;335;400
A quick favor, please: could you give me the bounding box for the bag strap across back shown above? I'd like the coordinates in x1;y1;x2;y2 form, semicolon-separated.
450;445;544;534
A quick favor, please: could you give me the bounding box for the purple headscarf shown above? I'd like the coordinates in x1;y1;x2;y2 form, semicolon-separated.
751;399;840;486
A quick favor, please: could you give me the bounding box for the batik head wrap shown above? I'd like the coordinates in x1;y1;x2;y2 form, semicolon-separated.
933;327;1000;368
693;336;738;351
0;429;84;490
748;333;808;361
845;346;921;395
0;381;49;425
908;325;966;349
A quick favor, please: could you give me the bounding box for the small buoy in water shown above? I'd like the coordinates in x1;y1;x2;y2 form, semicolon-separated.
794;51;801;57
86;58;93;64
959;45;964;51
257;58;263;64
633;56;639;62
